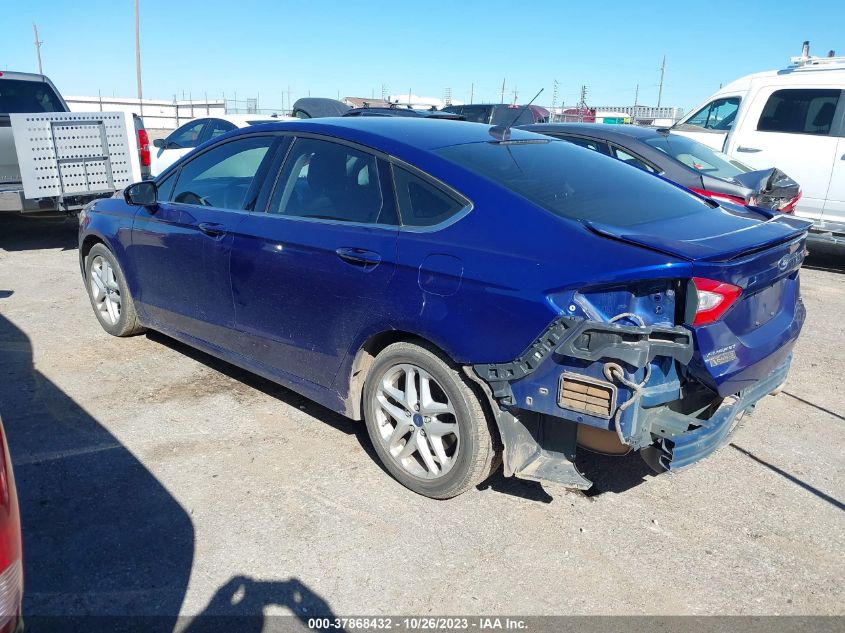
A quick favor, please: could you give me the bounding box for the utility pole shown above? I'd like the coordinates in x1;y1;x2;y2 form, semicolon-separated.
657;55;666;108
633;83;639;122
578;85;588;122
511;87;519;105
32;24;43;74
500;78;506;103
134;0;143;118
469;83;474;105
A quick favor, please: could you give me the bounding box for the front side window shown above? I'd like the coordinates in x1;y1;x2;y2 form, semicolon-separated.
685;97;741;131
169;135;274;210
393;167;466;227
269;137;393;225
757;89;840;135
166;120;207;149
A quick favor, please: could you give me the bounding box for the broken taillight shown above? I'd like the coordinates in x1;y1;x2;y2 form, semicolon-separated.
692;277;742;326
138;129;151;167
778;191;802;214
690;188;747;206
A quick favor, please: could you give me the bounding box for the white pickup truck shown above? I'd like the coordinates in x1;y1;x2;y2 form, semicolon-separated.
673;42;845;246
0;71;149;216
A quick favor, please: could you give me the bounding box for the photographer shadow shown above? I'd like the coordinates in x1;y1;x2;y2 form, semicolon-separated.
182;576;344;633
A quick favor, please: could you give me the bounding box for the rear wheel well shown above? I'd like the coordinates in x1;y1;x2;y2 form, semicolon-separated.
346;331;448;420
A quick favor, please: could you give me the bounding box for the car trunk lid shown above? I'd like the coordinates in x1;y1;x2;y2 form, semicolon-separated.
586;206;811;395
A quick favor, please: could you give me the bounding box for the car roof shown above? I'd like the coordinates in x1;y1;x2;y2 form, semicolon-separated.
522;123;664;143
240;117;542;152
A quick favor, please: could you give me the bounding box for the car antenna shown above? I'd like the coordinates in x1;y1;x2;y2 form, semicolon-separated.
489;88;544;141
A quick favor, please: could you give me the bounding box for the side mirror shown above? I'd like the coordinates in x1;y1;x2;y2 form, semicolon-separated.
153;138;165;149
124;181;158;206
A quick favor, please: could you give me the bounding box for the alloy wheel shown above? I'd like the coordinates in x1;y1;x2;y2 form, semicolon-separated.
373;363;461;479
89;255;122;325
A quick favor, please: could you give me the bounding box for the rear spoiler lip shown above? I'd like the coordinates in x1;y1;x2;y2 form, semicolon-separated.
584;213;812;263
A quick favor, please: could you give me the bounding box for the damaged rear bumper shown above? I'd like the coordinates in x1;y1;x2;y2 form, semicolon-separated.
470;313;794;490
642;354;791;470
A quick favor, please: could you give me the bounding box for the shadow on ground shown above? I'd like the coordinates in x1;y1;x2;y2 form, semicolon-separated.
804;241;844;273
180;576;344;633
0;307;193;632
0;215;79;252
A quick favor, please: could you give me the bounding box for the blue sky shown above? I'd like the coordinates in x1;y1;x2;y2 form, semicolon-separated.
2;0;843;112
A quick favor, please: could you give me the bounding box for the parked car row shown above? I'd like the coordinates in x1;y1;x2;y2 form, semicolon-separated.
673;42;845;245
79;115;811;500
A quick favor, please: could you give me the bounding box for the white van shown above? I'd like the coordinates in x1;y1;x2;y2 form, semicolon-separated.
673;43;845;245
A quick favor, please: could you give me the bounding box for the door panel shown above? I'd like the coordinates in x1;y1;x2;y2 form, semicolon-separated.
128;134;277;348
823;137;845;224
130;204;244;347
231;218;397;387
230;137;399;388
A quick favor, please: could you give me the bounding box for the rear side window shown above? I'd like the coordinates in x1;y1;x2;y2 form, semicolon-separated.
207;119;237;139
611;147;659;173
757;89;840;135
0;79;64;114
557;135;610;155
436;140;709;228
685;97;740;131
393;167;465;227
170;135;274;210
269;137;395;225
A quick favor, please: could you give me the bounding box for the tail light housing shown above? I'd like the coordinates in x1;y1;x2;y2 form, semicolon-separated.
690;187;747;206
0;419;21;633
691;277;742;325
778;191;802;214
137;129;151;167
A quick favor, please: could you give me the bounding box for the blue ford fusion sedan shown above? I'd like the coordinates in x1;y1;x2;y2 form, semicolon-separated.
79;117;810;498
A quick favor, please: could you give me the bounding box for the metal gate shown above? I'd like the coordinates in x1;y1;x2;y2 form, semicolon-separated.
10;111;139;200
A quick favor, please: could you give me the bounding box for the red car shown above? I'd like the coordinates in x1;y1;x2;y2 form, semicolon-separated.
0;416;22;632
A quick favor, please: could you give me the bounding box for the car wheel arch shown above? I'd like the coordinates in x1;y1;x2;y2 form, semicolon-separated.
344;330;457;421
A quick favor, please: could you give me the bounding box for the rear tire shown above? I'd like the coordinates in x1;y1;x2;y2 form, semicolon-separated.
363;342;497;499
85;243;145;337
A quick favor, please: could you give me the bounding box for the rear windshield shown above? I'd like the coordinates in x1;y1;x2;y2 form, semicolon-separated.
644;133;750;180
0;79;64;114
435;139;710;227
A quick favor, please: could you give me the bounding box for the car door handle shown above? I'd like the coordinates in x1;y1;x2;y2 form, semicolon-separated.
198;222;226;237
335;247;382;267
736;146;761;153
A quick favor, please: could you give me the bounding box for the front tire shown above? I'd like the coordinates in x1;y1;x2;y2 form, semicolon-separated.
85;243;145;337
363;342;498;499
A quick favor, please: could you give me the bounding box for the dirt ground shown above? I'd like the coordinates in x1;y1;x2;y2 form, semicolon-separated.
0;215;842;626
